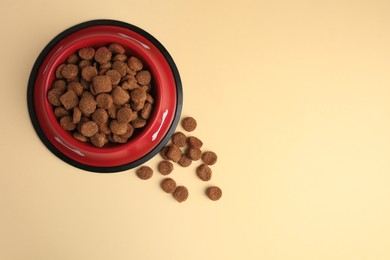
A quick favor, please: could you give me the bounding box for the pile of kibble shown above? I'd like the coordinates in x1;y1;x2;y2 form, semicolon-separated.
135;117;222;203
47;43;154;147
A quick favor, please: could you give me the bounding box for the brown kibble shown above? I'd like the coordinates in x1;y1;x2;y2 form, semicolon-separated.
97;121;111;135
178;154;192;167
96;93;113;109
187;147;202;161
206;186;222;201
105;69;121;85
54;107;69;118
92;108;108;124
78;47;95;60
146;93;154;104
119;124;134;139
112;54;128;62
110;120;128;135
107;104;120;119
131;101;145;111
112;61;127;77
171;132;186;147
173;186;188;203
202;151;218;165
100;62;112;70
52;80;67;92
127;56;143;71
61;64;79;79
187;136;203;149
50;44;155;147
161;178;176;193
126;66;137;76
140;102;153;119
92;75;112;93
94;47;112;64
72;107;82;124
108;43;125;54
80;121;98;137
130;88;146;103
67;81;83;96
60;115;76;131
79;95;96;115
196;164;212;181
112;86;130;105
90;132;106;147
158;161;174;175
117;107;133;123
55;64;66;79
60;90;79;110
78;59;92;69
135;70;151;85
112;134;128;143
126;77;140;90
77;116;89;132
160;146;170;160
167;144;182;162
80;78;90;90
66;53;80;64
73;131;88;142
136;166;153;180
131;117;147;128
181;117;197;132
81;66;98;82
47;88;64;106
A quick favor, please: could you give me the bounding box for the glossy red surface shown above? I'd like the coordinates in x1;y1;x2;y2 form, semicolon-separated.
34;25;177;167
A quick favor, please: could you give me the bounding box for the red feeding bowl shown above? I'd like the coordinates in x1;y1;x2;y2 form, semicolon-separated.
27;20;182;173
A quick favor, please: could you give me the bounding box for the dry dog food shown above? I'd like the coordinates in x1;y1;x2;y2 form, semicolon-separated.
47;43;154;147
206;186;222;201
187;136;203;149
161;178;177;193
202;151;218;165
159;146;170;160
178;154;192;167
173;186;189;203
181;117;197;132
136;166;153;180
167;144;182;162
196;164;212;181
186;147;202;161
171;132;186;147
158;161;174;175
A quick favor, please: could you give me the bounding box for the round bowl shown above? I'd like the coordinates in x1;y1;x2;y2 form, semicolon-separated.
27;20;182;173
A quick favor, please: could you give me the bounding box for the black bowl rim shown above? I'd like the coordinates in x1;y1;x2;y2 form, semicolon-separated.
27;19;183;173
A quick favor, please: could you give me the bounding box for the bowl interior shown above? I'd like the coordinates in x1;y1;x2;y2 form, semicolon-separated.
32;24;179;169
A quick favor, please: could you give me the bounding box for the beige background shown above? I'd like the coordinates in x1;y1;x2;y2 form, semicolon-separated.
1;0;390;259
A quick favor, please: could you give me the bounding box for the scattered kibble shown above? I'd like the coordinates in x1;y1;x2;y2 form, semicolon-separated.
173;186;189;203
161;178;177;193
136;166;153;180
206;186;222;201
158;161;174;175
201;151;218;165
181;117;197;132
196;164;212;181
171;132;186;147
